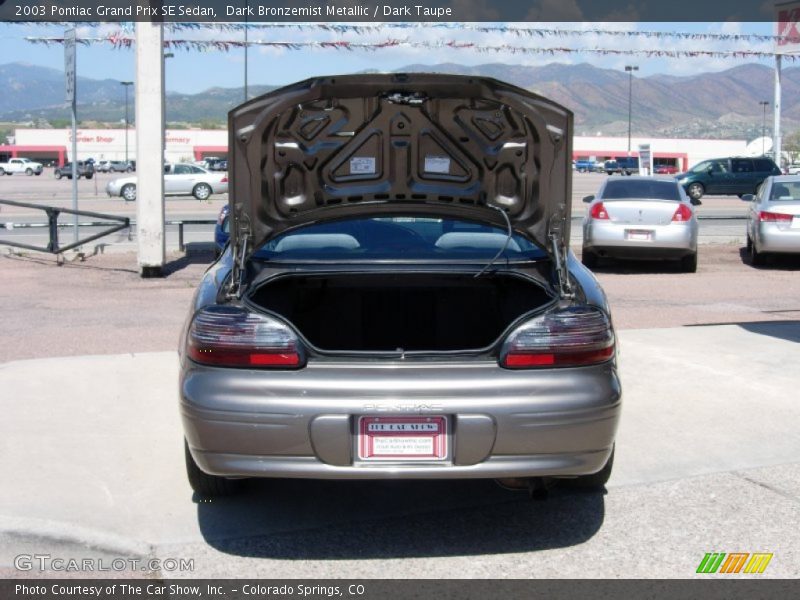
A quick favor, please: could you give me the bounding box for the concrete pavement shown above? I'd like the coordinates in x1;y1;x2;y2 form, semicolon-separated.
1;323;798;577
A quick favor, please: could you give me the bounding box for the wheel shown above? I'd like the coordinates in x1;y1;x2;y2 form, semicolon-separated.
563;446;614;490
193;182;212;200
121;183;137;202
55;171;63;180
680;252;698;273
581;247;599;269
185;440;241;497
25;168;33;176
85;173;93;180
0;168;5;176
687;182;704;201
35;171;41;176
749;238;765;266
126;166;133;173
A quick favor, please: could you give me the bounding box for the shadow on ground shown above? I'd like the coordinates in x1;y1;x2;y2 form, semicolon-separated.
685;320;800;344
738;246;800;271
196;479;605;559
163;243;215;275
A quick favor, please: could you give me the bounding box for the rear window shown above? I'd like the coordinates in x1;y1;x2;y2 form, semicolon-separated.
754;159;778;172
770;181;800;201
253;216;546;261
602;180;682;201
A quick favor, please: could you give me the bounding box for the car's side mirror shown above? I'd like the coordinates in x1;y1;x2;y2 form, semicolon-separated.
690;198;702;206
741;194;755;202
582;195;595;203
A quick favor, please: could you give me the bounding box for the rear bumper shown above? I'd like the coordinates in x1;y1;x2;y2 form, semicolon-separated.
758;223;800;253
180;360;621;480
584;221;696;258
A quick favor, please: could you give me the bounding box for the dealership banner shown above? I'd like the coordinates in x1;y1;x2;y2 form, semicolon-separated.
0;0;791;23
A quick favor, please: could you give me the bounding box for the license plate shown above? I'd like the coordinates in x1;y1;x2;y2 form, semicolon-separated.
626;229;653;241
357;416;448;461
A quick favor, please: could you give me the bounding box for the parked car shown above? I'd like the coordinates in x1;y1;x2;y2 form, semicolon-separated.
784;163;800;175
742;175;800;265
574;159;597;173
604;157;639;176
654;164;678;175
106;163;228;201
54;161;94;180
179;74;621;498
214;204;230;258
676;156;781;201
0;157;43;176
582;176;699;272
108;160;133;173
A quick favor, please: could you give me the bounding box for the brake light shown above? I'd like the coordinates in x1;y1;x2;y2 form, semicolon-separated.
501;307;615;369
759;211;792;223
589;202;609;220
221;176;228;183
187;306;303;368
671;204;693;222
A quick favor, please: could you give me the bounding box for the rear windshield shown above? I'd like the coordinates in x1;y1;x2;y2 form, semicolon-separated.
770;181;800;201
602;180;682;201
253;216;546;261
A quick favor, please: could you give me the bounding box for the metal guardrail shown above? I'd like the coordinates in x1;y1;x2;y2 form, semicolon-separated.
1;205;216;253
0;199;130;254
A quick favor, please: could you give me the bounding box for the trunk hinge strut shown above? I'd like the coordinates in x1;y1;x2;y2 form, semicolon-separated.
549;229;574;300
227;211;251;300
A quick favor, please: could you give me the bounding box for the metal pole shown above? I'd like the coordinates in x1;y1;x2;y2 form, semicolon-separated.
760;100;768;155
120;82;133;165
774;54;782;166
70;68;78;244
625;65;638;156
244;8;249;102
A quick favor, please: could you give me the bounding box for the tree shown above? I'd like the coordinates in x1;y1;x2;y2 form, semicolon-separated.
783;130;800;164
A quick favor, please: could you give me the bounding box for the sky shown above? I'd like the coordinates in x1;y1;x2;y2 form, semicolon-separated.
0;21;786;94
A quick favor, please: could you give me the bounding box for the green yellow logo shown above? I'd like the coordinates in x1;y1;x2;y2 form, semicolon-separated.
696;552;773;574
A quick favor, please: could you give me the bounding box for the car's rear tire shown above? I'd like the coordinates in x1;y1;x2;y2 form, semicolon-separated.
687;182;704;201
192;183;212;200
85;173;93;180
563;446;614;490
680;252;698;273
581;248;599;269
121;183;137;202
749;237;765;266
185;440;241;497
55;171;62;180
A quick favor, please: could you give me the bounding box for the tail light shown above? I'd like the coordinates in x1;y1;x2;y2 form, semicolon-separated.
759;211;792;223
220;176;228;183
672;204;693;222
501;307;615;369
589;202;609;220
187;306;303;368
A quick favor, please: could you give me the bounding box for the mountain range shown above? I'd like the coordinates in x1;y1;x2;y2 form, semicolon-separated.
1;61;797;140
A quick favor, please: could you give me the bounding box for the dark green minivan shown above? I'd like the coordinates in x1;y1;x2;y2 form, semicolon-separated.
676;157;781;201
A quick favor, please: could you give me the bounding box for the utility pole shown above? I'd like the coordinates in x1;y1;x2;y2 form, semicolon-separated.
759;100;769;155
120;81;133;164
625;65;638;156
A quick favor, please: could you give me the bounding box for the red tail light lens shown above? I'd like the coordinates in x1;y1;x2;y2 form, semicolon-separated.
501;307;615;369
589;202;609;220
759;211;792;223
672;204;693;222
187;306;303;368
221;176;228;183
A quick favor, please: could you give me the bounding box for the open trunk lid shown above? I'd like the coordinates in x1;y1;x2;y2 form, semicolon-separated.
228;74;573;287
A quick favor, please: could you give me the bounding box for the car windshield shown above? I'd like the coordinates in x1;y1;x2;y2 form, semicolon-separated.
252;216;547;261
770;182;800;201
690;161;711;173
602;180;682;201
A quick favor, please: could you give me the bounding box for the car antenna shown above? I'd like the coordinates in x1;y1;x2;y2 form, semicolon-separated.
474;204;512;278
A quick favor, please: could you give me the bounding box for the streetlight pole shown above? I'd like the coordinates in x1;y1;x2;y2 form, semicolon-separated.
625;65;638;156
759;100;769;155
120;81;133;164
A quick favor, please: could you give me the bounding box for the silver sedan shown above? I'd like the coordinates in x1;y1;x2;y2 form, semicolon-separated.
582;176;700;272
106;163;228;202
743;175;800;265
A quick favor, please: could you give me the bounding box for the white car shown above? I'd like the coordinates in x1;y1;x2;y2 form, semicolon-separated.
743;175;800;265
106;163;228;201
0;157;44;176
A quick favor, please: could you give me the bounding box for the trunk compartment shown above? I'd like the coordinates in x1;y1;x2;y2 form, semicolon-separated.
249;273;552;353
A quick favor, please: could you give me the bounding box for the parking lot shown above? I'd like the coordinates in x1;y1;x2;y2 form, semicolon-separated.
1;167;799;579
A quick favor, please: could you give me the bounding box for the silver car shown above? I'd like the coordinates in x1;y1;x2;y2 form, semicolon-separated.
179;74;621;497
743;175;800;265
581;176;699;272
106;163;228;201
